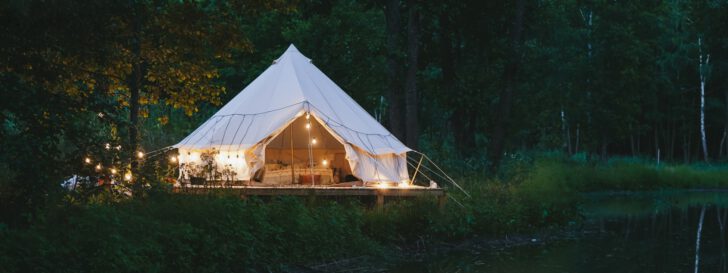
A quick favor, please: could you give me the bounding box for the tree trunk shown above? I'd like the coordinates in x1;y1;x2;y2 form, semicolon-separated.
575;123;581;154
129;2;143;181
404;1;420;150
561;108;572;155
488;0;526;172
721;90;728;159
698;37;709;162
384;0;404;140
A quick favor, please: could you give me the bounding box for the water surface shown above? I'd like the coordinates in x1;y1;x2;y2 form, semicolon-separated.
392;190;728;273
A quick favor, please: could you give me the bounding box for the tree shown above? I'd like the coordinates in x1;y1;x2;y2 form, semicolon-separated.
488;0;526;172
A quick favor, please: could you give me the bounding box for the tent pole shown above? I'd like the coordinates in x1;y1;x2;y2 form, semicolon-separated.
290;125;295;184
307;113;315;187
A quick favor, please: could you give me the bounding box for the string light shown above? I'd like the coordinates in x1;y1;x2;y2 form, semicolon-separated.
306;113;310;120
84;157;91;164
110;168;117;174
137;151;144;158
322;159;328;166
124;173;132;181
169;155;177;163
115;145;122;151
105;143;111;150
311;137;317;145
95;164;102;171
305;122;311;129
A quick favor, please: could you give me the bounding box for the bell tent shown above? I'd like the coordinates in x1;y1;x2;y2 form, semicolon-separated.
174;45;410;185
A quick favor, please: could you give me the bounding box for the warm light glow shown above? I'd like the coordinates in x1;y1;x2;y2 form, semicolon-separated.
311;137;317;145
105;143;111;150
376;182;389;189
169;156;177;163
137;151;144;158
306;113;310;120
296;112;304;117
399;180;410;188
115;145;122;150
305;123;311;129
124;173;132;181
110;168;117;174
322;159;328;166
95;164;102;171
84;157;91;164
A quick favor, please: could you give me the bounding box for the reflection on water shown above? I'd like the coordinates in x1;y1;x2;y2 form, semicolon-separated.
392;191;728;273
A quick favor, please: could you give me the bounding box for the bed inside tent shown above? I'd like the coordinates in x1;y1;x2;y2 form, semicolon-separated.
259;114;354;186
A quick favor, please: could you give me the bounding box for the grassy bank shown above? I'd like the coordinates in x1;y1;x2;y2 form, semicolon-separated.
1;158;727;272
0;184;574;273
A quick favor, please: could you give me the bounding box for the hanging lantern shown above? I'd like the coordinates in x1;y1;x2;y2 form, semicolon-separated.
311;137;317;145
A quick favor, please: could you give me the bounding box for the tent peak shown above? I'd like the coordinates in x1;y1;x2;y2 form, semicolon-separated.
286;44;299;53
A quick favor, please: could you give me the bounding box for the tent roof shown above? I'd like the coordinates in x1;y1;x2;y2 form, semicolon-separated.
174;44;410;155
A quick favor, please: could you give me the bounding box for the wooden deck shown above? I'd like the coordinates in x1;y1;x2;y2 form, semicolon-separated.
172;185;447;208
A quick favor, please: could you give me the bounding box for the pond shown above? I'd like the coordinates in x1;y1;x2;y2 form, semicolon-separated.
391;190;728;273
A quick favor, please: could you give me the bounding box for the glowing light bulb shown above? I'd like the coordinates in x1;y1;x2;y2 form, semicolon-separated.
322;159;328;166
124;173;132;181
115;145;122;150
305;123;311;129
376;182;389;189
137;151;144;158
105;143;111;150
306;113;310;120
95;164;102;171
110;168;117;174
169;156;177;163
84;157;91;164
311;137;317;145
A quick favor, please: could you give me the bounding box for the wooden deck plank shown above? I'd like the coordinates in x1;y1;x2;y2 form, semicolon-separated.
172;185;445;197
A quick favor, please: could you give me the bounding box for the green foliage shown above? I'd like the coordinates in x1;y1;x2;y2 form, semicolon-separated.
0;196;380;273
521;157;728;192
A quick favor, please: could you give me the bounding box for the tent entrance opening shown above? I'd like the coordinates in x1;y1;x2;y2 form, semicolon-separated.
261;115;354;185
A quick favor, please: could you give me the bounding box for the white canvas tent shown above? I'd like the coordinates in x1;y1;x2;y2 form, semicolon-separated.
174;44;410;184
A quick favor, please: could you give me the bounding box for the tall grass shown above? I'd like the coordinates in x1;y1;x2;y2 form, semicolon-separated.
521;159;728;192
